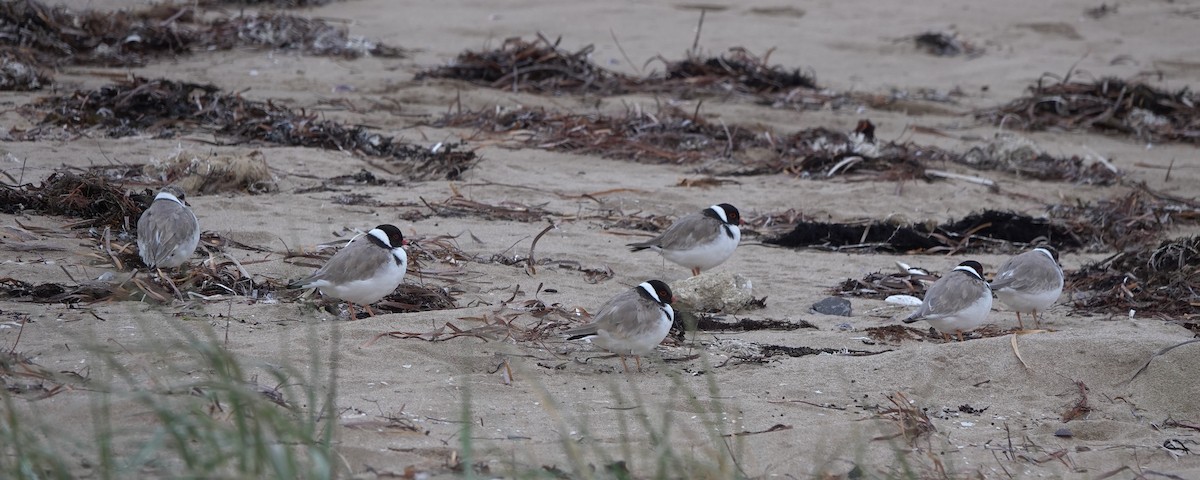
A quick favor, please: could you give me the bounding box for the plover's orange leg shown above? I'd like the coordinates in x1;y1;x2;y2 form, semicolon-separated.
956;330;965;342
1016;312;1025;330
691;267;701;276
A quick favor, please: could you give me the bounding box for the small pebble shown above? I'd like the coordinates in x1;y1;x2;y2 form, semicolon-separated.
1054;428;1073;438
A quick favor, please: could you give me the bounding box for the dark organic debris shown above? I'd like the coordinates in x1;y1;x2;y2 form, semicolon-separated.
420;194;550;222
865;325;935;344
0;50;48;91
416;36;634;95
0;278;114;303
1085;4;1117;19
0;0;403;76
661;46;817;94
197;0;337;6
376;284;458;314
835;263;937;299
416;36;820;99
1068;236;1200;317
0;171;153;229
758;344;887;358
958;404;989;415
688;315;817;332
767;210;1081;254
432;105;755;165
977;77;1200;144
202;13;405;58
19;77;475;180
913;31;983;57
435;108;946;179
1049;187;1200;251
958;133;1120;185
872;392;937;446
1061;381;1092;423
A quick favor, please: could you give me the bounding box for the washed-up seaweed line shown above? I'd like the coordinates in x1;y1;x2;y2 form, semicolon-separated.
416;36;816;97
0;0;402;70
977;77;1200;144
1068;236;1200;318
18;77;475;180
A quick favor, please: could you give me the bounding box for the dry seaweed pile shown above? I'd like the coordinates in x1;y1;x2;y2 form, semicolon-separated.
202;13;405;58
660;47;817;95
417;36;823;100
434;105;755;165
1068;236;1200;318
435;107;950;178
197;0;338;6
770;186;1200;254
1048;187;1200;251
416;36;634;95
736;120;952;179
834;266;937;299
766;210;1082;253
376;284;458;315
913;31;983;57
20;77;475;180
0;49;47;91
958;133;1120;185
977;77;1200;144
0;0;402;88
0;171;153;229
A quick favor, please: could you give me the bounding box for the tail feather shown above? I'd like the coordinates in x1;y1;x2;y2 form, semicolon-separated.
627;242;652;252
564;324;598;340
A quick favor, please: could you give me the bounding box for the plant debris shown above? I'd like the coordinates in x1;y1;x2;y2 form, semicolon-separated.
977;77;1200;144
0;50;48;91
958;133;1120;185
835;267;938;299
18;77;475;180
375;284;458;314
0;0;403;76
1061;381;1092;422
417;36;819;98
0;171;153;229
766;210;1081;254
865;325;936;344
913;31;983;57
417;35;634;95
437;106;1102;185
757;344;888;358
197;0;337;6
434;107;941;178
1048;186;1200;251
872;392;937;446
677;315;817;335
143;149;278;195
659;46;817;94
419;194;550;222
1068;236;1200;318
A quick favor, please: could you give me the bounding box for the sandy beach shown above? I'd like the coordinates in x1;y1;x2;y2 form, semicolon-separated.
2;0;1200;478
